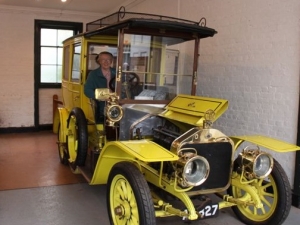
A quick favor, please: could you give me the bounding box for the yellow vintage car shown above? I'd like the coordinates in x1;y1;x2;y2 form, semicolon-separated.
53;8;300;225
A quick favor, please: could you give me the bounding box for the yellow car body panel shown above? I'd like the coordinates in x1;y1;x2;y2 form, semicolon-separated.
231;135;300;152
115;140;179;161
90;140;178;184
159;94;228;127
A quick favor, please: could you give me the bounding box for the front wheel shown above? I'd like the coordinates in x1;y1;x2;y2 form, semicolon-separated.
107;162;156;225
228;159;291;225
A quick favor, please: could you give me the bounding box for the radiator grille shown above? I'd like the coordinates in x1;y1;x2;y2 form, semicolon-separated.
183;142;233;191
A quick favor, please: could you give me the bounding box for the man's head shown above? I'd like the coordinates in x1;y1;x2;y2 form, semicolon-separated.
96;51;113;69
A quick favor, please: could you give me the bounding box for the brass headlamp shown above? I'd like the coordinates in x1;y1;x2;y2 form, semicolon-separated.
176;148;210;187
105;95;123;126
239;146;274;179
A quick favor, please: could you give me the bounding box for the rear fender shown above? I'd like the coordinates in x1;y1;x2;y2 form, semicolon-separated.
90;140;178;184
55;107;70;143
230;135;300;153
53;108;60;134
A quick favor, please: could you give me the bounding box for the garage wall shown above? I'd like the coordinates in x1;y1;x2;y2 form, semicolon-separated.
0;6;101;128
128;0;300;184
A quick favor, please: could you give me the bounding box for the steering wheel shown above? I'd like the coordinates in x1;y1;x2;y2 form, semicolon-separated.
109;73;140;98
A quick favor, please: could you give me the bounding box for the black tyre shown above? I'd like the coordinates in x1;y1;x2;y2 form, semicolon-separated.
67;107;88;166
57;123;69;165
228;159;291;225
107;162;156;225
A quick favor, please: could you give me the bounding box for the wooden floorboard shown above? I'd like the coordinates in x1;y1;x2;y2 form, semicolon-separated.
0;131;86;191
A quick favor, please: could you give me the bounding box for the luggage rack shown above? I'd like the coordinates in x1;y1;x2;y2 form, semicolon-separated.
86;6;207;32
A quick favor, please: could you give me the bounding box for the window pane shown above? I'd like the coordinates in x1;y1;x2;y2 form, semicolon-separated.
72;45;81;81
41;65;58;83
40;28;76;84
57;30;74;46
74;45;81;54
120;33;191;100
41;29;57;46
57;65;62;82
57;47;63;65
41;47;57;64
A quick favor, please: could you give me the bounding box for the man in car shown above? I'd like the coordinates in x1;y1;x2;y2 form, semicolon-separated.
84;51;116;124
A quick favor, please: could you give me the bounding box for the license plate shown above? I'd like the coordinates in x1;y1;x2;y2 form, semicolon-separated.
198;203;219;219
182;203;219;221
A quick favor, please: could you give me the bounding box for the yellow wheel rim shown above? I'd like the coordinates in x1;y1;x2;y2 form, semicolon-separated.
110;174;139;225
232;174;278;222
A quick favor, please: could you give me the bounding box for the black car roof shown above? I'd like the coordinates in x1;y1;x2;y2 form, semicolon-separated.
84;18;217;39
64;11;217;43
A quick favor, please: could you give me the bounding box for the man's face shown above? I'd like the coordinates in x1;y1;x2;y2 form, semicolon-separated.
98;54;112;69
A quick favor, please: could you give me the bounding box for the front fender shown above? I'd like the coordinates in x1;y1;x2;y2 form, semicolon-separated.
90;140;178;184
230;135;300;152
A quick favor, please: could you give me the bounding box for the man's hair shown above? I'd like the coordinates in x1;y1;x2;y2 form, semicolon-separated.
95;51;113;63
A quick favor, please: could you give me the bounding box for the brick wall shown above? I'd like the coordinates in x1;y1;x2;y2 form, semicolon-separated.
195;0;300;184
0;6;101;127
130;0;300;184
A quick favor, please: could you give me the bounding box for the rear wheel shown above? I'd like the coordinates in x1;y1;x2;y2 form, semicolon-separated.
67;107;88;167
228;159;291;225
107;162;156;225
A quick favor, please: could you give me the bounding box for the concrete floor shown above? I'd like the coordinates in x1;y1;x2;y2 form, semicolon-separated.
0;131;299;224
0;182;299;225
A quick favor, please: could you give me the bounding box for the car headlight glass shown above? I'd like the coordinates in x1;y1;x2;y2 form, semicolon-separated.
253;153;273;178
182;156;209;186
240;147;274;179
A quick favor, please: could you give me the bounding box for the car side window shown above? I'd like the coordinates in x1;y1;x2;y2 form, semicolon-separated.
71;44;81;82
63;45;70;81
